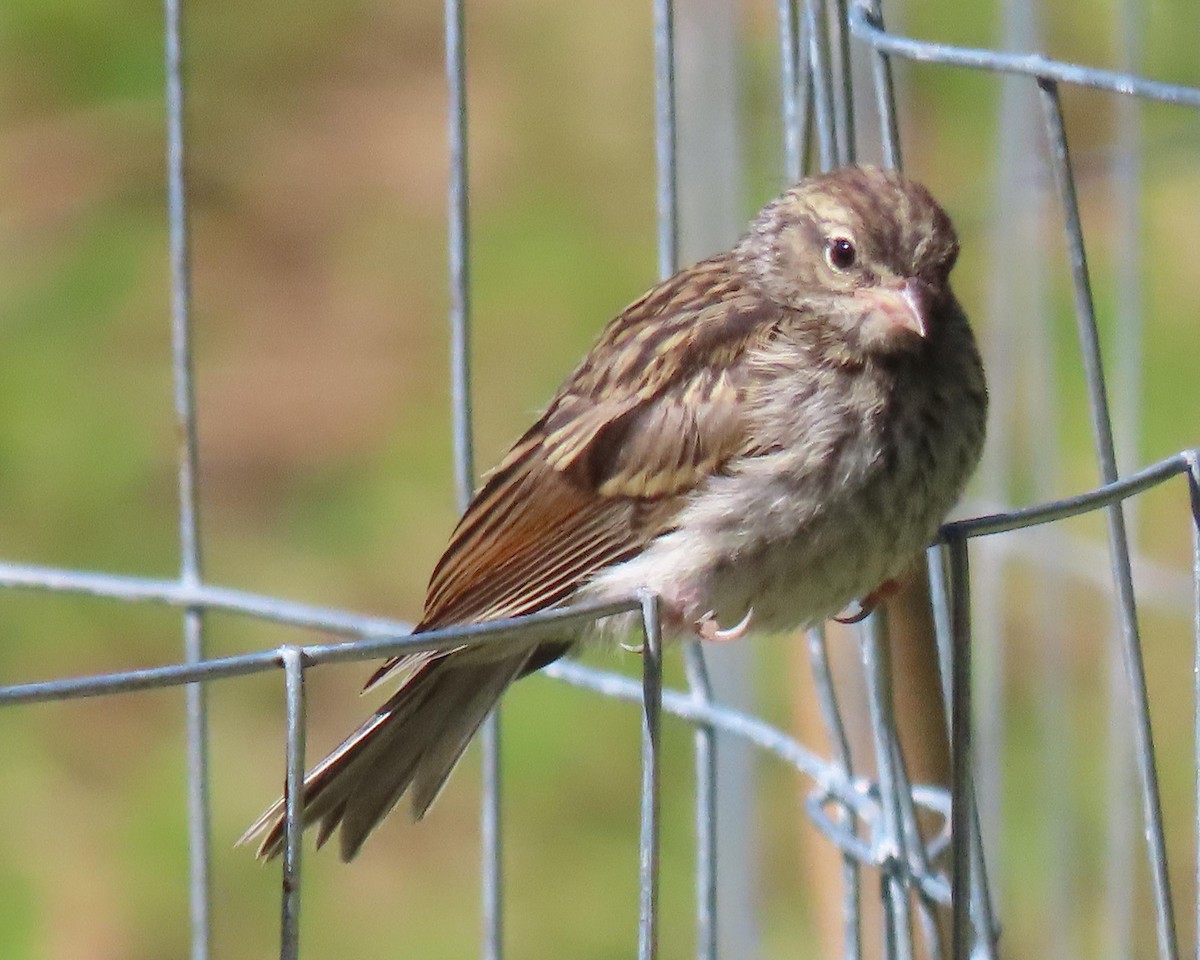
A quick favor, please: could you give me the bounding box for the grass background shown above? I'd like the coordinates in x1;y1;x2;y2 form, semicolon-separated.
0;0;1198;956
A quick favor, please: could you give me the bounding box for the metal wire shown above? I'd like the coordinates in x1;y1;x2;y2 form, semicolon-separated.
683;642;719;960
2;1;1199;959
441;0;502;954
849;6;1200;108
654;0;679;282
807;624;863;958
1190;458;1200;960
279;646;307;960
945;536;973;960
638;592;664;960
860;612;914;960
163;2;211;956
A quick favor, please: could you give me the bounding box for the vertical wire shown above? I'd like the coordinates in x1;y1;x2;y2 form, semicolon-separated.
804;0;836;171
884;737;943;960
1188;454;1200;960
638;593;664;960
164;2;210;957
654;0;678;281
1106;4;1144;955
927;549;953;711
480;709;501;960
779;0;806;182
444;0;474;512
929;548;999;959
806;626;863;960
442;2;494;957
1036;77;1178;960
828;0;855;164
808;0;839;171
683;644;718;960
646;8;673;956
966;794;999;958
859;613;913;960
279;647;307;960
946;536;972;960
858;0;901;171
1113;0;1144;485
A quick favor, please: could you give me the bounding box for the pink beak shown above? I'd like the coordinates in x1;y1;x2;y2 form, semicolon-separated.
857;278;932;339
888;278;931;339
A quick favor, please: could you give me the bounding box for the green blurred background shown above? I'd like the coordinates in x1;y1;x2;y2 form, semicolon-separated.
0;0;1198;957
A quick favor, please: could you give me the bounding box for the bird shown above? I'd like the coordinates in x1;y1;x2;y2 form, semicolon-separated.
241;165;988;861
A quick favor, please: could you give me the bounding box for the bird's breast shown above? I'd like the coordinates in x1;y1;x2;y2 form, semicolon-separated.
584;331;985;639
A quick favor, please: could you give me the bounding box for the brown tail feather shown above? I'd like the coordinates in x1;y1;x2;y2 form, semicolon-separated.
240;651;533;862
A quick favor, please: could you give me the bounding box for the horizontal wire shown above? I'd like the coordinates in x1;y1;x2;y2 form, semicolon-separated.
944;449;1198;539
849;2;1200;108
0;563;408;637
1;450;1193;635
0;598;635;705
0;449;1193;703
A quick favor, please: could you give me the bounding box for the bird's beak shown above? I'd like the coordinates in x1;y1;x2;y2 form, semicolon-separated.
854;278;935;343
888;278;931;339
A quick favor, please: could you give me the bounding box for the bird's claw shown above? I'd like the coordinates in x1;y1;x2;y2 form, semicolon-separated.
832;577;904;625
697;606;754;643
832;601;874;625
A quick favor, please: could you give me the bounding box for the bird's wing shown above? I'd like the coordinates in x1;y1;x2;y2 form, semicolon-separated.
364;256;781;691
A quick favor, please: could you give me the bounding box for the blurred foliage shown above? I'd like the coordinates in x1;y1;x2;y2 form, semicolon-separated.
0;0;1198;957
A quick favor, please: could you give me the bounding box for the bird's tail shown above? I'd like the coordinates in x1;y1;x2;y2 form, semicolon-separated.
240;650;531;862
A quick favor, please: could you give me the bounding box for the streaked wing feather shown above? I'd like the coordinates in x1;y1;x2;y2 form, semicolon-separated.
367;256;782;690
422;454;644;626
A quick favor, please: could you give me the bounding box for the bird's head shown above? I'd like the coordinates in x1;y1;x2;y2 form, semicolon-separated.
736;165;960;355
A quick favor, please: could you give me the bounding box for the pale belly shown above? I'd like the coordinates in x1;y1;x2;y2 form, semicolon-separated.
581;450;958;639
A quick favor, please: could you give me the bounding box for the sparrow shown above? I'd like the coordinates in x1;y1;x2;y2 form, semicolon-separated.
242;165;987;861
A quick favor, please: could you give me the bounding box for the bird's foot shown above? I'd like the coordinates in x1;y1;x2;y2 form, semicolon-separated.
831;602;873;625
696;607;754;643
832;578;904;625
622;592;694;653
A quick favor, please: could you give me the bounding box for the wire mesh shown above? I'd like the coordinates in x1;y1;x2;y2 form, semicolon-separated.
0;1;1198;959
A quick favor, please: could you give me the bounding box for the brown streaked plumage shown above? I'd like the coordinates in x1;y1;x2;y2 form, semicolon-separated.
242;165;987;861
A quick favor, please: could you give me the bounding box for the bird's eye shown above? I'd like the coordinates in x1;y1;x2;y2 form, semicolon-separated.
826;236;857;271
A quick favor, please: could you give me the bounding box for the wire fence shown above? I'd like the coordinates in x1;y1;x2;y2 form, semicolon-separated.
0;1;1198;958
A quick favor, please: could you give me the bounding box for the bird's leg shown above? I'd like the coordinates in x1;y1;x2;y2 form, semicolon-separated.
622;593;690;653
621;591;755;649
832;577;905;625
696;606;755;643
